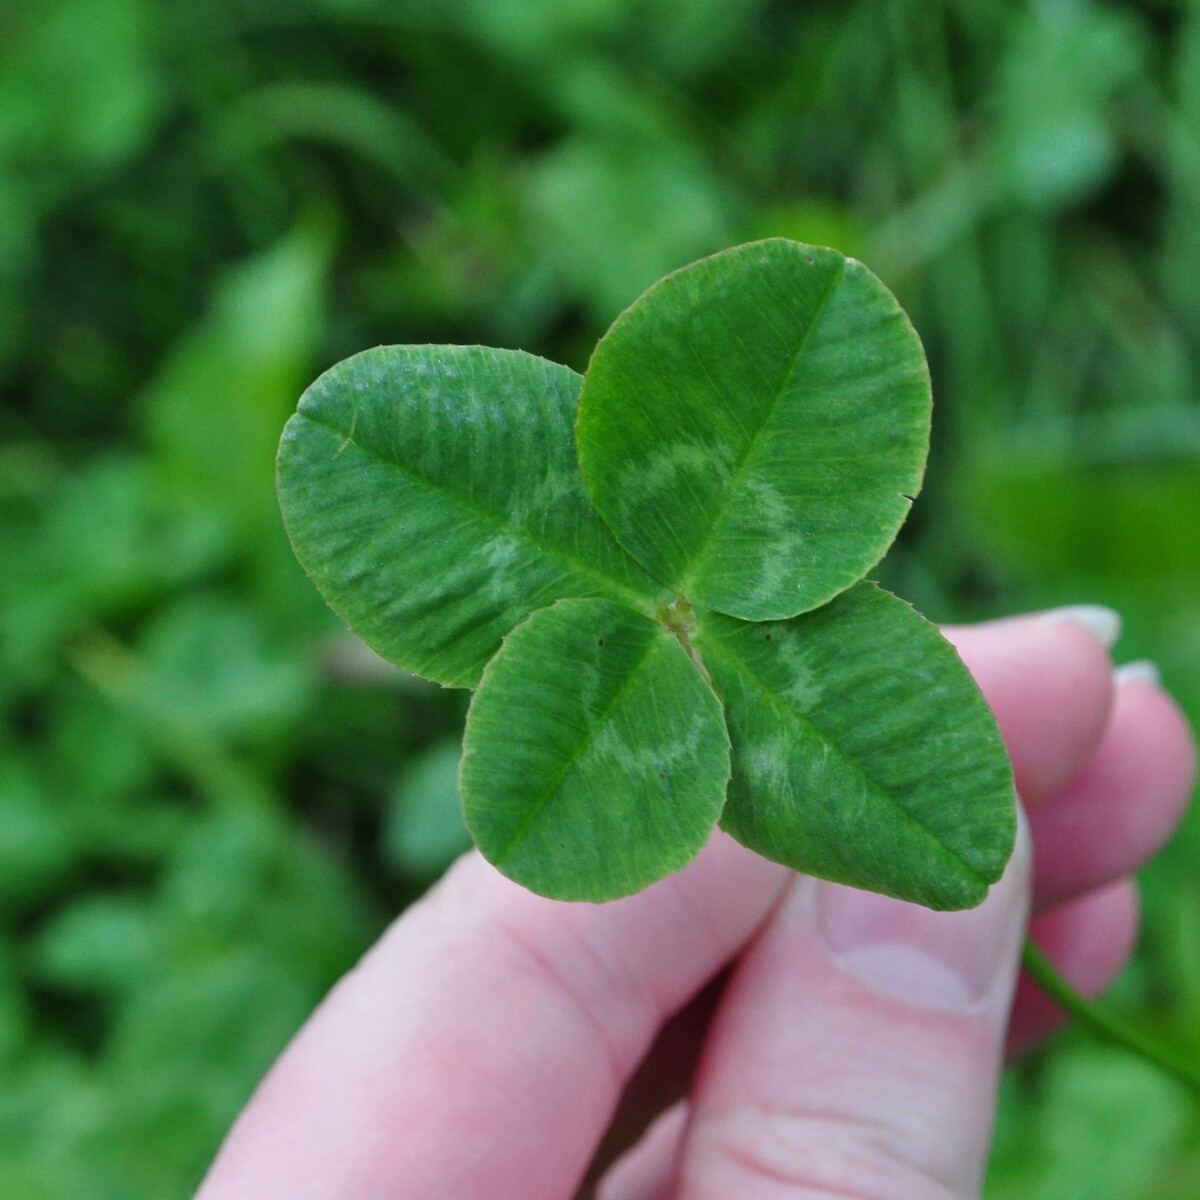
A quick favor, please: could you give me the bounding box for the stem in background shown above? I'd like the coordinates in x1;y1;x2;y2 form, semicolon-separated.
1022;938;1200;1099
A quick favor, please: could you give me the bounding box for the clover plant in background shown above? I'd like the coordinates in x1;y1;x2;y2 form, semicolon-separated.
277;239;1017;910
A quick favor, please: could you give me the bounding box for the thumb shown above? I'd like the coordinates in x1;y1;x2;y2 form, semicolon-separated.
673;812;1031;1200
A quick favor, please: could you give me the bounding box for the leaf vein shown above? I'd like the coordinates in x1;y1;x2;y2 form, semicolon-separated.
297;410;656;614
487;628;665;868
679;259;848;593
699;631;987;886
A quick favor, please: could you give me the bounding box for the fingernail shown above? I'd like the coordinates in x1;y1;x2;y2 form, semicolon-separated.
1038;604;1121;649
1114;659;1161;688
818;810;1030;1013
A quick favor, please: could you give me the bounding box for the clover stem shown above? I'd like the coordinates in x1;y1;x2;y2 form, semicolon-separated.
655;597;713;685
656;596;695;633
1022;938;1200;1098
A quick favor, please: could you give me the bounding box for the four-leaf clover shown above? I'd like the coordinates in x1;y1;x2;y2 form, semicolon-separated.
277;240;1016;908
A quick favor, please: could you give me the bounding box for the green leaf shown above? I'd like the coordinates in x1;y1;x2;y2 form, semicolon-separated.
691;582;1014;909
0;762;75;903
382;739;472;878
461;598;729;900
30;893;159;993
148;223;332;545
525;132;732;320
277;345;662;689
987;1047;1190;1200
136;593;312;740
576;239;930;620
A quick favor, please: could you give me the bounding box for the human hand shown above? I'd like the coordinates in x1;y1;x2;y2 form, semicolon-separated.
196;608;1196;1200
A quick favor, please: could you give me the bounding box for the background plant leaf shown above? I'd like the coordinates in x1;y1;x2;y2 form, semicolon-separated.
461;597;729;900
381;739;472;879
692;581;1015;909
277;345;662;688
576;239;931;620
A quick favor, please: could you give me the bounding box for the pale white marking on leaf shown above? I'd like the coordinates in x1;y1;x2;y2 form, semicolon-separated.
615;441;733;528
508;462;580;526
744;733;794;794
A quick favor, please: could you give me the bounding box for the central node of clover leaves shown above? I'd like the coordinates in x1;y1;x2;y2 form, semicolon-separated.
277;240;1016;909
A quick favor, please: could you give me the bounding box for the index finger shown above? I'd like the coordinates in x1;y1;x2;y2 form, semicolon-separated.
195;832;787;1200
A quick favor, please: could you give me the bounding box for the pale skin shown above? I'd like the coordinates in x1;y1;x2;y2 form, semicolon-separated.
197;611;1196;1200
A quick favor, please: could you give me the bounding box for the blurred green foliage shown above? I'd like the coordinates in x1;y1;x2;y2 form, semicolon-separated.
0;0;1197;1194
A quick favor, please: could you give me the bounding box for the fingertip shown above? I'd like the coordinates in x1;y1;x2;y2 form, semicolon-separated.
943;612;1115;806
1030;675;1195;912
1008;877;1141;1058
1120;672;1198;802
